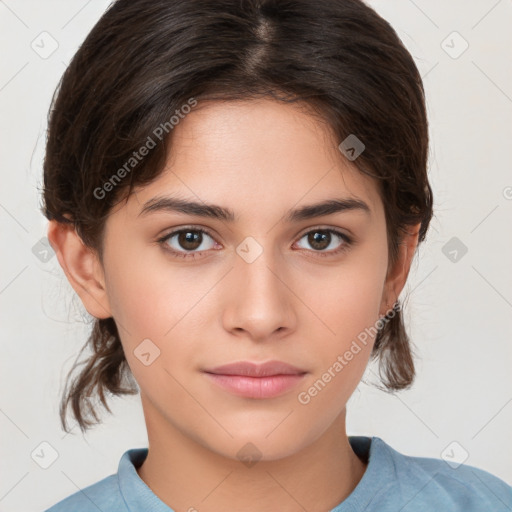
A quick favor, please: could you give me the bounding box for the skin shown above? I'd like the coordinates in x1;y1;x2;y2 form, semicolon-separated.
48;99;420;512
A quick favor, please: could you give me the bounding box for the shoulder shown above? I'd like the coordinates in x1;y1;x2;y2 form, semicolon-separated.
43;448;149;512
43;474;125;512
374;437;512;511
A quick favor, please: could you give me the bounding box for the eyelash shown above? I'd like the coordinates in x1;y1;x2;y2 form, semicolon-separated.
157;226;353;261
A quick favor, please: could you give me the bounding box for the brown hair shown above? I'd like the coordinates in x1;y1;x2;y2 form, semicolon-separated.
41;0;433;432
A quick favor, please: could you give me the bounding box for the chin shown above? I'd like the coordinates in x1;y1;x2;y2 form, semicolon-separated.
202;428;315;464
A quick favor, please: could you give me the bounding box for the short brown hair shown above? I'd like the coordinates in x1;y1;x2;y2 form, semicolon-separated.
41;0;433;432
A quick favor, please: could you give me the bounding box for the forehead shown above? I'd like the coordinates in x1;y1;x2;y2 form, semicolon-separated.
126;98;383;222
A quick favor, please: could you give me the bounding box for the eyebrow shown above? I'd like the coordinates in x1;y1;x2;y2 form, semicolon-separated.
138;195;371;223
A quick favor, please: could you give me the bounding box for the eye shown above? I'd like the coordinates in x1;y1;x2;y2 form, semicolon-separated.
157;227;218;259
157;226;353;261
294;228;352;257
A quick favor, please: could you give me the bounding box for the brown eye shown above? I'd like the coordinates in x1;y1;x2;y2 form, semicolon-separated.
159;227;217;259
295;228;352;257
177;230;203;251
307;230;331;250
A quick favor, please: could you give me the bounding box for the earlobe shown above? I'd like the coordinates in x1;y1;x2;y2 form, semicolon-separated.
47;220;112;319
380;223;421;316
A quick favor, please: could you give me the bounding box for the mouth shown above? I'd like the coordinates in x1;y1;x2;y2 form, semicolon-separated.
202;360;308;399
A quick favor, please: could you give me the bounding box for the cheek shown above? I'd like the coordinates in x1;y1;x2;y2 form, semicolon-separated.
301;251;387;345
104;267;194;400
295;244;388;403
103;239;187;336
102;248;208;377
295;271;382;419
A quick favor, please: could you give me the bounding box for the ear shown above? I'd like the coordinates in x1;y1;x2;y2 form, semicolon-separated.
47;220;112;319
380;223;421;316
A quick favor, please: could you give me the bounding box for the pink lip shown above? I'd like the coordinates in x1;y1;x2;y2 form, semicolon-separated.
203;361;307;399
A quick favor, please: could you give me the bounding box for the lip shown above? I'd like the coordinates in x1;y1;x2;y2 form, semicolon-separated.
204;360;306;377
203;360;307;399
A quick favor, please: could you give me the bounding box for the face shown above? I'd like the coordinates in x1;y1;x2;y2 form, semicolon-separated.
74;99;401;460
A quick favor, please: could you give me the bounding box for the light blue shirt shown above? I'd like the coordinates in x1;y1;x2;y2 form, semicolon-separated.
44;436;512;511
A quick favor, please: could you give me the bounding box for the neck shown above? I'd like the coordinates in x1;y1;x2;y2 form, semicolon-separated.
136;401;367;512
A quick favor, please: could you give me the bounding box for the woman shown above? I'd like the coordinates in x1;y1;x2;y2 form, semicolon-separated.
41;0;512;510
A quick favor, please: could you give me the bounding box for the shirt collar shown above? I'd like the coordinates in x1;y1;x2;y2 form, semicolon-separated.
330;436;396;511
117;448;175;511
117;436;390;512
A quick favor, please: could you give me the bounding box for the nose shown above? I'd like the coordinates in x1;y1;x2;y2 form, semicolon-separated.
221;243;297;341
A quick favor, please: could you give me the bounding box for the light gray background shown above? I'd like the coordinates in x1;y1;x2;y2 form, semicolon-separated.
1;1;511;510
